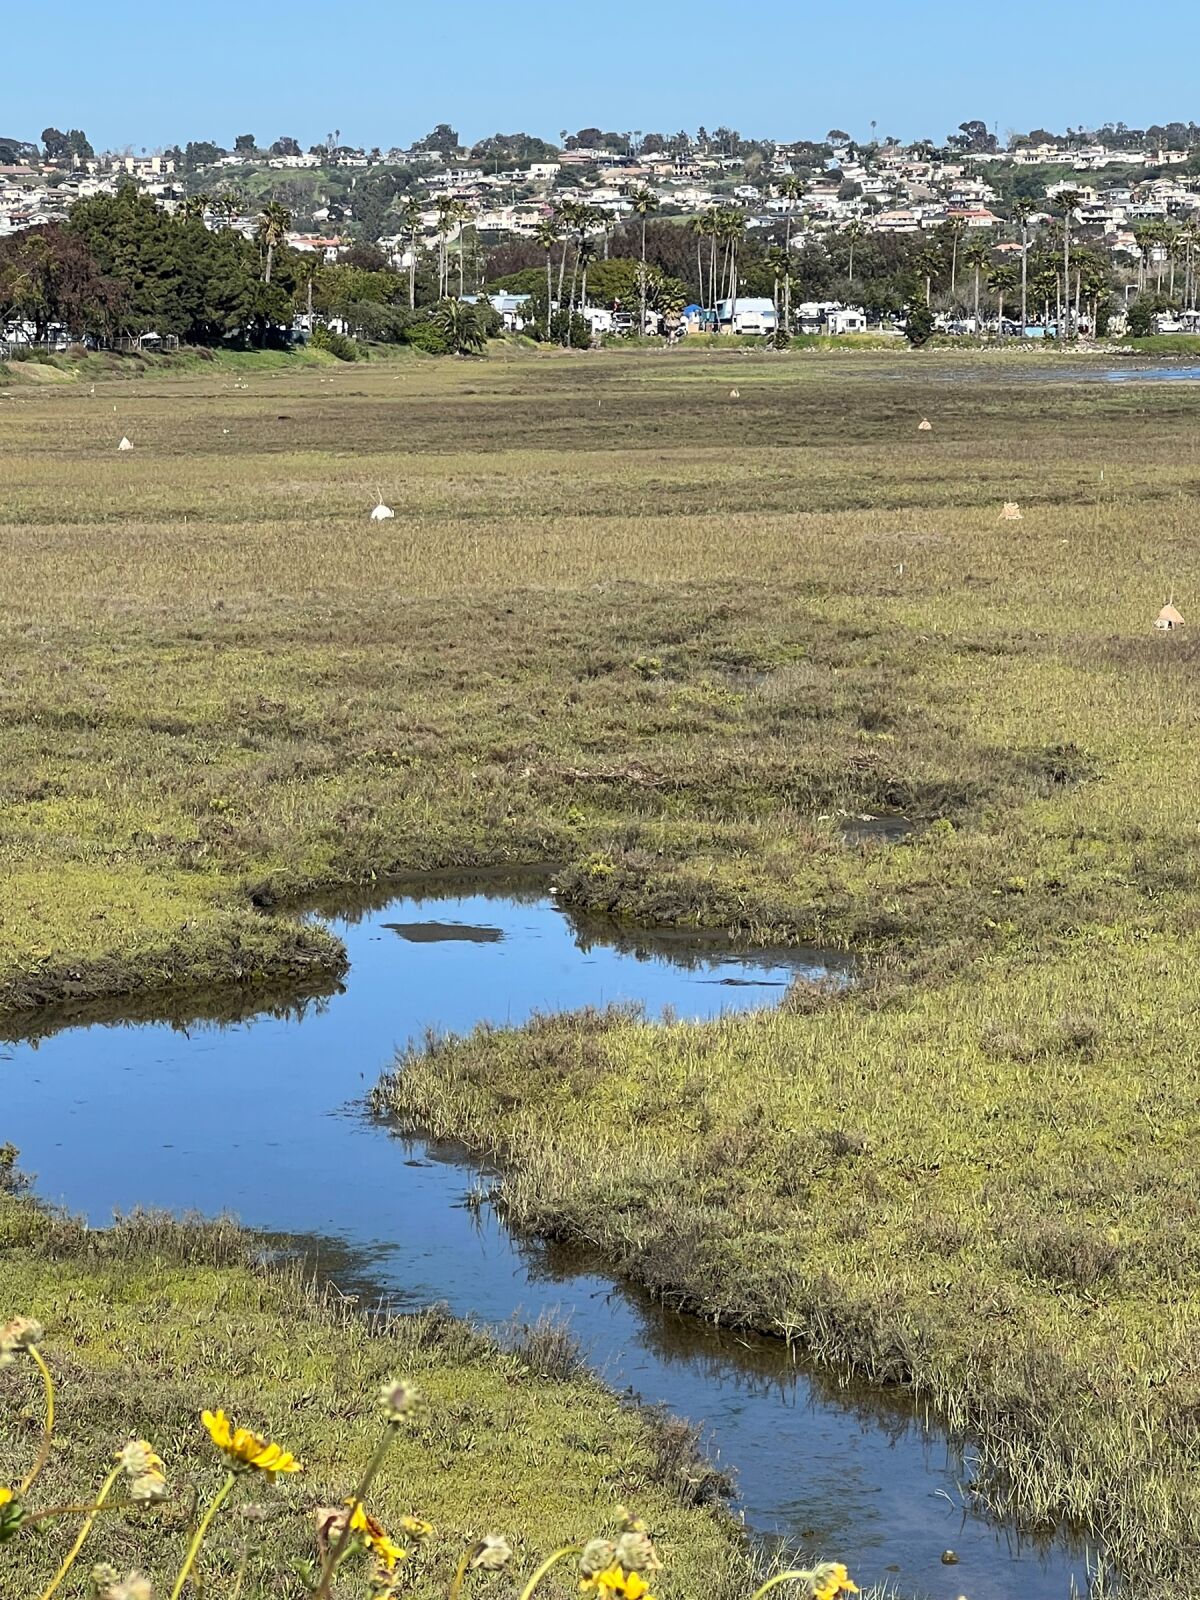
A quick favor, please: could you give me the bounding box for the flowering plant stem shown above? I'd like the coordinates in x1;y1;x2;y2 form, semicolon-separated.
169;1470;236;1600
35;1464;121;1600
517;1545;584;1600
312;1430;395;1600
19;1344;57;1496
748;1572;817;1600
449;1546;476;1600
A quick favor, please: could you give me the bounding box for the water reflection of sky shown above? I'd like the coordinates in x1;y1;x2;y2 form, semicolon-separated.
1;890;1090;1598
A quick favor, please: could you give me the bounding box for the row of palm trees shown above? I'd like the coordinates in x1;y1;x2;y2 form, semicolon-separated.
1131;218;1200;304
534;198;612;330
688;208;748;313
906;195;1100;333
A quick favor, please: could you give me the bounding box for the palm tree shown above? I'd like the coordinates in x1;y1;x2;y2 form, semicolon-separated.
1055;190;1083;335
396;198;423;310
434;196;456;299
842;220;867;284
256;202;291;284
578;238;598;311
988;263;1017;337
630;186;659;334
766;244;789;326
1132;221;1156;294
718;209;746;307
434;299;486;355
962;236;993;330
693;209;721;310
914;245;941;306
452;199;474;298
690;213;712;306
941;216;966;297
566;204;597;314
1031;259;1059;329
1179;223;1200;309
1078;256;1110;334
181;193;209;225
1165;224;1181;300
215;192;244;230
1150;220;1170;293
554;199;586;306
777;175;805;333
534;217;560;337
1011;200;1035;329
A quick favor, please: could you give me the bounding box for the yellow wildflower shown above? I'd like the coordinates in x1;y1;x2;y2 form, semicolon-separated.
0;1487;24;1543
581;1565;653;1600
347;1502;407;1572
811;1563;859;1600
201;1410;301;1479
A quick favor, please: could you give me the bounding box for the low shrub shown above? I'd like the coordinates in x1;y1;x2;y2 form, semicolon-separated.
310;324;362;361
403;321;450;355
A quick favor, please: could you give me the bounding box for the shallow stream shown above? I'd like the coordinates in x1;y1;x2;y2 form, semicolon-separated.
1;883;1090;1598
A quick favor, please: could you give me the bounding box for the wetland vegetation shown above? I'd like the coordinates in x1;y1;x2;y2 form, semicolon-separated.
4;345;1200;1592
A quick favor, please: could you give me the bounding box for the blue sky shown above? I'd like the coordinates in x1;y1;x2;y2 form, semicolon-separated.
9;0;1199;152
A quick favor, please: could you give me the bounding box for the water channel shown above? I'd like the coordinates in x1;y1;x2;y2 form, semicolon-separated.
1;882;1092;1599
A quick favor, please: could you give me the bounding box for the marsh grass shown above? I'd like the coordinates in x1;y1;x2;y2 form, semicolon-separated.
7;347;1200;1587
6;343;1195;1008
0;1192;752;1599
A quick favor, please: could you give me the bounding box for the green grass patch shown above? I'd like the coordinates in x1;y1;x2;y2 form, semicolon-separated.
0;1192;749;1599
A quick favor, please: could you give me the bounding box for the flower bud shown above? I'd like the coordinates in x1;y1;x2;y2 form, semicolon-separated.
470;1534;512;1571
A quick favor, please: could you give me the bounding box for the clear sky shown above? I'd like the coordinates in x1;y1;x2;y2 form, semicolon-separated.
8;0;1199;153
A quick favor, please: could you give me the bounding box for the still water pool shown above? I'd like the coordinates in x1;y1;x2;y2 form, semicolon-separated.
1;884;1091;1598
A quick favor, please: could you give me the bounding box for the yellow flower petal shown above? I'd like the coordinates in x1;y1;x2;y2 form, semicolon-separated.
201;1409;301;1476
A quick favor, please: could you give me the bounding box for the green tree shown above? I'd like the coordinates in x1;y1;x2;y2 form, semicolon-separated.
904;299;935;345
40;127;70;163
184;141;223;172
691;210;721;308
578;238;598;310
234;133;257;154
413;124;461;158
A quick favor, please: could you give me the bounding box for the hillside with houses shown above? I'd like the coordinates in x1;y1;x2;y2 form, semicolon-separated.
2;118;1199;346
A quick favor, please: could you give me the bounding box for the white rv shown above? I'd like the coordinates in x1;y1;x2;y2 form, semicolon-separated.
715;297;777;335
